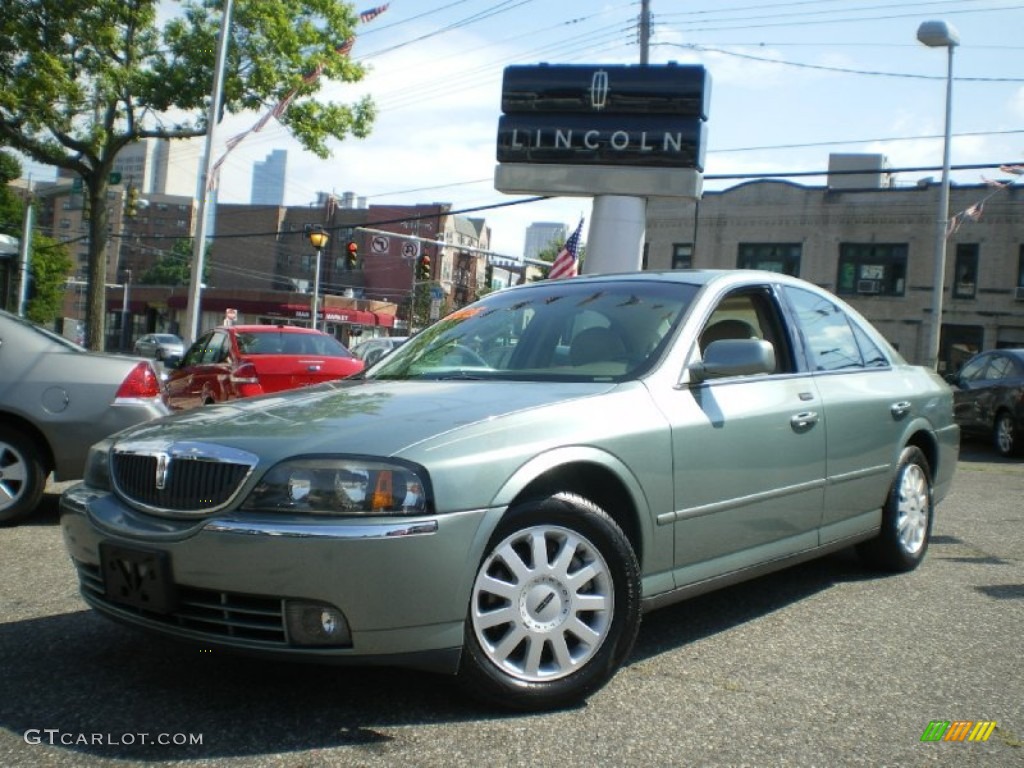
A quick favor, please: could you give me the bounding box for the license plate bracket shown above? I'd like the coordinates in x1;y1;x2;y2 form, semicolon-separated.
99;544;177;614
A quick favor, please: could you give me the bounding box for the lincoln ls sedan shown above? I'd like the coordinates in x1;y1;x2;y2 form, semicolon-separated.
60;270;958;710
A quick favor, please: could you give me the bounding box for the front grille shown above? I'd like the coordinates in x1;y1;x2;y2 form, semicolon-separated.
110;440;258;516
75;560;288;645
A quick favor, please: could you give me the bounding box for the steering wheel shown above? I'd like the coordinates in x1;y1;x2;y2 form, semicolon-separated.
442;344;490;367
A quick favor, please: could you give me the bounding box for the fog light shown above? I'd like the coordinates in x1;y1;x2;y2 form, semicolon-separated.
285;601;352;647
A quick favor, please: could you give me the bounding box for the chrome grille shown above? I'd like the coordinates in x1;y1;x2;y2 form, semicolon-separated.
75;560;288;645
110;439;258;516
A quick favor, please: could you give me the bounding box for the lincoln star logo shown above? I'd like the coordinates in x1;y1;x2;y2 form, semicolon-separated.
590;69;609;110
154;453;170;490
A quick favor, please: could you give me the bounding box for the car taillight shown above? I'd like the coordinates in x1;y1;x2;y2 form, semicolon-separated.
230;362;259;385
114;361;162;400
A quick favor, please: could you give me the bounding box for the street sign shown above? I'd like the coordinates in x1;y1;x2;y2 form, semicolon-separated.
371;236;390;254
402;241;421;259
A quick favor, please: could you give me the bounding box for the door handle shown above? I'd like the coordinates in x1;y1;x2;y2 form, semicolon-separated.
790;411;819;431
890;401;912;420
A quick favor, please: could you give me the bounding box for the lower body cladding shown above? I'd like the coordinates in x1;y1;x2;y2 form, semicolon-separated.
60;485;503;674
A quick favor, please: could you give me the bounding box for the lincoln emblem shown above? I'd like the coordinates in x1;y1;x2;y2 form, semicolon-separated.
590;70;609;110
154;453;170;491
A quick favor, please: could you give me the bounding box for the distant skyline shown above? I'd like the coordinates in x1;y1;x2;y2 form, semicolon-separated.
14;1;1024;258
250;149;288;206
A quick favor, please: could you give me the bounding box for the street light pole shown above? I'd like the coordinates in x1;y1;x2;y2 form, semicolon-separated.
308;226;329;331
917;19;959;371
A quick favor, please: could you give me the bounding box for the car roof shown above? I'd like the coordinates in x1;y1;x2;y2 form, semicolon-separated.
217;325;325;335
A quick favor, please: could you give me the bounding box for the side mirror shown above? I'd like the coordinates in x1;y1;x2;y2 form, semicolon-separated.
688;339;776;384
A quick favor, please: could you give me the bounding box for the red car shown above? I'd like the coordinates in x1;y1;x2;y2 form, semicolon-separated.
163;325;364;410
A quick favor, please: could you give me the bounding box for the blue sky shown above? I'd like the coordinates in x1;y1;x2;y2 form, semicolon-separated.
19;0;1024;258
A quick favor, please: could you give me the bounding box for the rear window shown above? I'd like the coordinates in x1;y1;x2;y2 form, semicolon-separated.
235;331;353;357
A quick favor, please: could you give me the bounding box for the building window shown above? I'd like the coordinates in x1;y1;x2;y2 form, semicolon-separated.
737;243;801;276
836;243;907;296
672;243;693;270
953;244;978;299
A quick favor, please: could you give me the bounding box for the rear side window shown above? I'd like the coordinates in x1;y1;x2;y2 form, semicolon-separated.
783;286;888;372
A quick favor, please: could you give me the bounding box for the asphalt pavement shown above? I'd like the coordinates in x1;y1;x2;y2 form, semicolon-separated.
0;443;1020;767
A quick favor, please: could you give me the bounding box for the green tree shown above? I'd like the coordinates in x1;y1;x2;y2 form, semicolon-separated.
0;152;23;236
25;234;72;325
138;238;210;285
0;0;376;349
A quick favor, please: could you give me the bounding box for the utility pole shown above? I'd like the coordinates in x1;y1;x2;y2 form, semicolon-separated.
640;0;651;65
16;179;34;317
183;0;234;344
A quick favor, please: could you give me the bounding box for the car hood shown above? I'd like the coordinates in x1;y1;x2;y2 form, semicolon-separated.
118;378;620;459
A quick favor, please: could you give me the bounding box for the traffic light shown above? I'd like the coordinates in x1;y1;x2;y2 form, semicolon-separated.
346;240;358;269
417;254;431;281
126;185;139;217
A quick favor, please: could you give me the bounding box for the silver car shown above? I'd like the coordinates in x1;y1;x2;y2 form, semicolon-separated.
60;271;958;709
0;309;170;524
351;335;409;366
132;333;185;361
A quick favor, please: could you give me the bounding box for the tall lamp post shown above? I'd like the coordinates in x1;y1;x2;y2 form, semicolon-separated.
917;19;959;371
308;226;329;331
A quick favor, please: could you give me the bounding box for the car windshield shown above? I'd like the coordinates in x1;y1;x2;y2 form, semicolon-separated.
236;330;353;357
370;279;698;382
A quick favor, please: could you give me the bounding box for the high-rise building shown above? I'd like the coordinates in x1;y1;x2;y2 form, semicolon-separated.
524;221;567;260
110;138;202;197
251;149;287;206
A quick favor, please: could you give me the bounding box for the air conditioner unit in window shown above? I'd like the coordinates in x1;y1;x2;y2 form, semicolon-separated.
857;279;882;294
1015;286;1024;301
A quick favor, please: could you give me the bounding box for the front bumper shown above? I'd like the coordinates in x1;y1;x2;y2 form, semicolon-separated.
60;484;502;672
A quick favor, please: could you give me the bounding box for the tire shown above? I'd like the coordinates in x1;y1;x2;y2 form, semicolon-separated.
857;446;933;572
459;493;641;711
993;411;1019;458
0;427;48;525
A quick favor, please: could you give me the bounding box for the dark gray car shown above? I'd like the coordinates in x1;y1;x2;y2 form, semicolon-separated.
0;310;170;523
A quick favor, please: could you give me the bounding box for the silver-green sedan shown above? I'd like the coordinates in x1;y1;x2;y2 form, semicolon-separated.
60;270;958;710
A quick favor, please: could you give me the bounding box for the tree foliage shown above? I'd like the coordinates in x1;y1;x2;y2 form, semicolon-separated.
0;0;376;349
138;238;210;285
26;234;72;325
0;152;24;237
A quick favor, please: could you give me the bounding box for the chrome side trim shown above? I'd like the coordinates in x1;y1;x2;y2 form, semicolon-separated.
825;463;890;485
657;478;827;526
204;518;440;539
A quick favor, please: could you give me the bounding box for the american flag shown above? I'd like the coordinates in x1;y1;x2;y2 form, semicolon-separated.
548;219;583;280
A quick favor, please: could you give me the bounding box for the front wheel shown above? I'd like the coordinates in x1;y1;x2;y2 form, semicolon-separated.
0;427;48;525
459;494;641;711
993;411;1019;457
857;446;933;572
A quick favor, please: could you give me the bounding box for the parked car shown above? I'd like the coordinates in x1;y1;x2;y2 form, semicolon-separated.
162;324;364;410
60;271;958;710
351;335;409;366
946;348;1024;457
0;309;169;524
133;333;185;361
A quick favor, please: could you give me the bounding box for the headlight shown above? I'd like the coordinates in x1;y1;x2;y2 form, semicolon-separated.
83;438;114;491
241;458;431;516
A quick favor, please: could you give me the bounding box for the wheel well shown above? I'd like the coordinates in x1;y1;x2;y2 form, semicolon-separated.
0;412;56;474
509;462;644;565
905;429;939;480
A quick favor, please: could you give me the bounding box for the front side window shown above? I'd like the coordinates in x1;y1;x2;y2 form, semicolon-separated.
371;279;699;382
737;243;801;276
783;286;889;371
836;243;908;296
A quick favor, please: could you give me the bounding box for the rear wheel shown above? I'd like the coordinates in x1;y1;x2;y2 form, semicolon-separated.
993;411;1019;457
459;493;641;711
857;446;933;572
0;427;47;525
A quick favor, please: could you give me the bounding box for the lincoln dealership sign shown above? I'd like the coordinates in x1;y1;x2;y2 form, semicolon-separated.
494;63;710;197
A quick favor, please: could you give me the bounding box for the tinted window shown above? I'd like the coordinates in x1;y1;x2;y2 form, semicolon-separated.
784;286;888;372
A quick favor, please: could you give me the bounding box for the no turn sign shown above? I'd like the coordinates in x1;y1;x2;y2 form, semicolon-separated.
371;236;390;254
402;241;421;259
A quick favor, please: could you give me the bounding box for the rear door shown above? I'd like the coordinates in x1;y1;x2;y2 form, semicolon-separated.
237;330;361;394
780;285;908;544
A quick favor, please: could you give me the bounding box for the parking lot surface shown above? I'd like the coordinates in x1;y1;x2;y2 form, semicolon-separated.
0;445;1020;767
